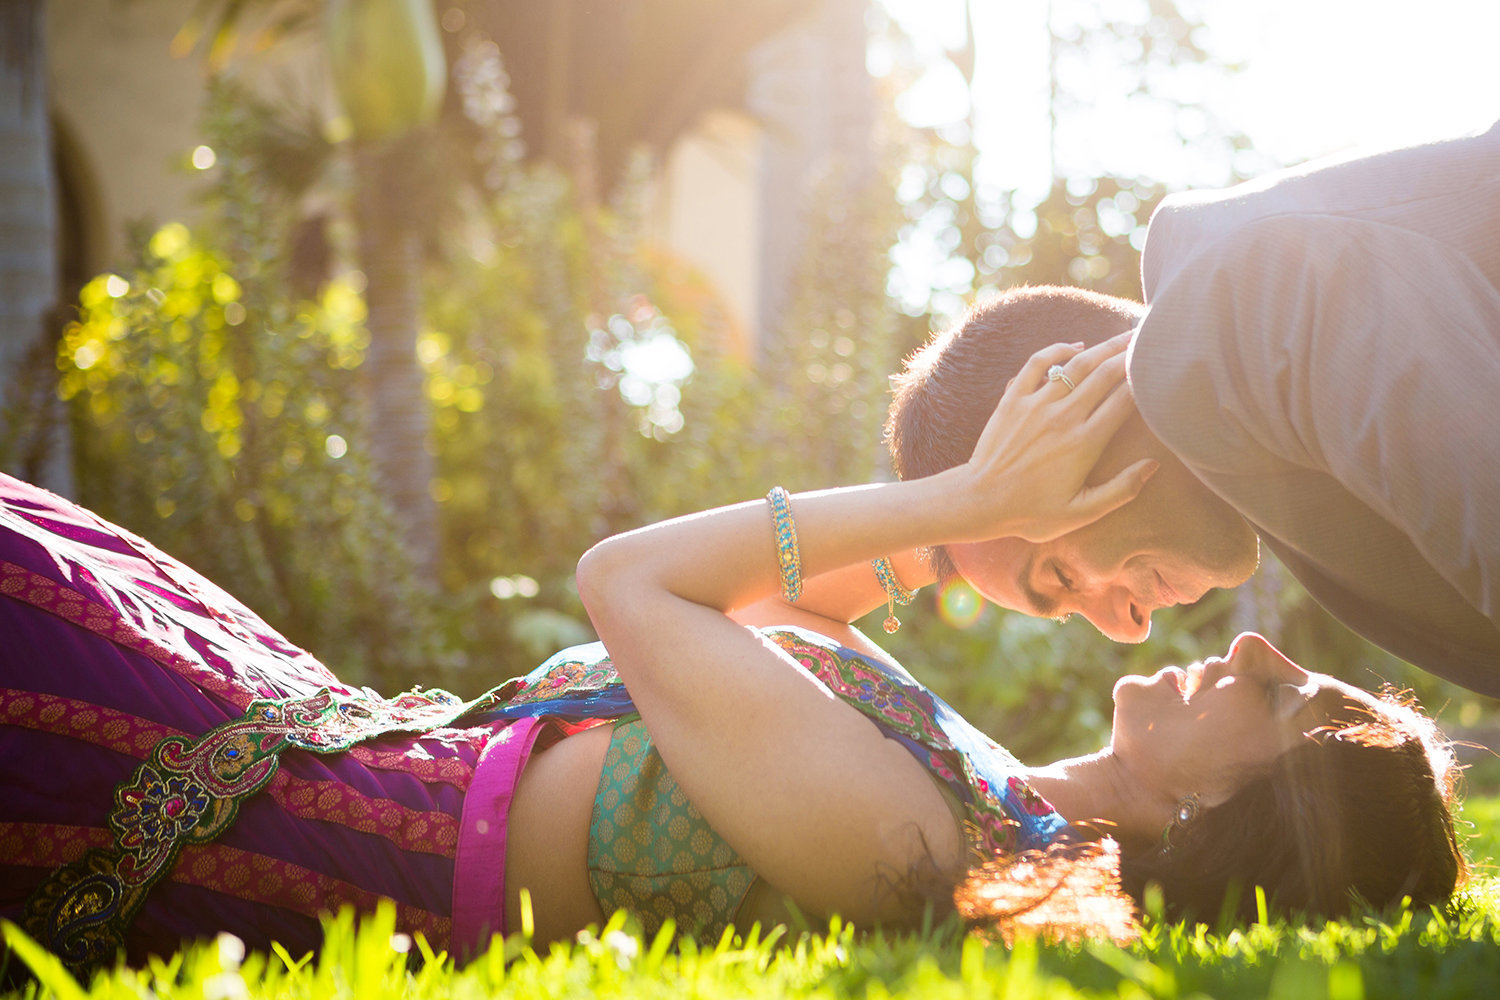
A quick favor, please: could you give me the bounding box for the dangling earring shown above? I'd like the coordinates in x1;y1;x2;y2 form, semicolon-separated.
1159;793;1200;854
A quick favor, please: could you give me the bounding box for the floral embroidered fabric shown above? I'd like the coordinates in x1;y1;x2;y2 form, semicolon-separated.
764;629;1068;858
26;686;473;969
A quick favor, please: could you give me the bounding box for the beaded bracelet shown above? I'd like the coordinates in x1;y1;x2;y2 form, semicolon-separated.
872;556;917;633
766;487;803;603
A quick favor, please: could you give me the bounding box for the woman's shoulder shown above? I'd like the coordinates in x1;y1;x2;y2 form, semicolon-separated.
760;624;1071;855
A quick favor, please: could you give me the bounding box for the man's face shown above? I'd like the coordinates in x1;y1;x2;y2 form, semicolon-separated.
949;455;1259;642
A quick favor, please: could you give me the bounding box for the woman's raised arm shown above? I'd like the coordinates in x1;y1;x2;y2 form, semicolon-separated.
572;335;1149;922
728;545;934;629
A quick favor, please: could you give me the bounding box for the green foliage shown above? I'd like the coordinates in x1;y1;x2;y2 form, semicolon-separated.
54;86;448;689
418;144;903;683
58;227;446;690
53;55;904;695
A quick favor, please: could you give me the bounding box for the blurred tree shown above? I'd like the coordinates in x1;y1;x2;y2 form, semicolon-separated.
54;8;902;693
328;0;450;577
0;0;69;493
169;0;858;578
416;46;902;675
884;0;1255;321
351;137;441;570
176;0;451;572
454;1;807;191
57;85;450;688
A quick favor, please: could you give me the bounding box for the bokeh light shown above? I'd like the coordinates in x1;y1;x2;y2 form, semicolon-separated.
489;575;540;600
937;578;985;629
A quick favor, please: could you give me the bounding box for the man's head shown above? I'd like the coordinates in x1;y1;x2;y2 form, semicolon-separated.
885;285;1258;641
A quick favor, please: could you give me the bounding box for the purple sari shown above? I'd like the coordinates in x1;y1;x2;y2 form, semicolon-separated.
0;473;533;962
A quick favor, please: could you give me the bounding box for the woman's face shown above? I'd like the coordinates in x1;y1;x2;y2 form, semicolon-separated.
1109;632;1377;806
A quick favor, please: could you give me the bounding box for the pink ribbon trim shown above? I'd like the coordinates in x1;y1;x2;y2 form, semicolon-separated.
451;716;545;957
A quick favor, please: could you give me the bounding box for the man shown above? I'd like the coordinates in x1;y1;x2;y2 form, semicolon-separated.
887;120;1500;696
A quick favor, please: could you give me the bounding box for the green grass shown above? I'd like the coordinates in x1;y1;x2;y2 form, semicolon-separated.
8;795;1500;999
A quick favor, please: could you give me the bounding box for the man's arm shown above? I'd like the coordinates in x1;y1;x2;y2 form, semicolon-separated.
1129;213;1500;676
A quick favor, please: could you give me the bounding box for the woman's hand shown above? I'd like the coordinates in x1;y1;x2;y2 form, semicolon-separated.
954;331;1157;543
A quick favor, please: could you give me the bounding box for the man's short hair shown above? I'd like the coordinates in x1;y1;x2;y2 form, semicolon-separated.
884;285;1144;576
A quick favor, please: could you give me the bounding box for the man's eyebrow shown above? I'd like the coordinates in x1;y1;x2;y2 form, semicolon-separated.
1017;550;1060;618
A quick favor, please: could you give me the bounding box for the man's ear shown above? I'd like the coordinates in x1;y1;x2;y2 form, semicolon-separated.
1087;412;1159;486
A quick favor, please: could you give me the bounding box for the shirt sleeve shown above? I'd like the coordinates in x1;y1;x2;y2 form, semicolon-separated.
1128;212;1500;678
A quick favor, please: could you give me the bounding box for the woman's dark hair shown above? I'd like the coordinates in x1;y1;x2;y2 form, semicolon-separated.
1119;689;1466;924
956;689;1466;939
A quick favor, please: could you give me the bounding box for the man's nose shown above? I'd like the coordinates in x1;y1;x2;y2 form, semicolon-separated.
1080;587;1152;643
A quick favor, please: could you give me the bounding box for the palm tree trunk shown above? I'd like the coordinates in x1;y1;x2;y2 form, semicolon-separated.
354;139;438;575
0;0;70;493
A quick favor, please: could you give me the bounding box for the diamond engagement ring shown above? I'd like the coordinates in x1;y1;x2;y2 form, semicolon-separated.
1046;364;1075;391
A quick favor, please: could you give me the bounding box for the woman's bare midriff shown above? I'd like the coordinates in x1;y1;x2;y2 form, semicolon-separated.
504;723;613;943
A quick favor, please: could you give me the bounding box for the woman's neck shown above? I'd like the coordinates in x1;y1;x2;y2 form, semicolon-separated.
1022;750;1174;850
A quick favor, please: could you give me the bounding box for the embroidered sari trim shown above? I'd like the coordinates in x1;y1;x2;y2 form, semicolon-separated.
6;821;451;943
764;630;1068;858
24;685;473;969
2;688;462;857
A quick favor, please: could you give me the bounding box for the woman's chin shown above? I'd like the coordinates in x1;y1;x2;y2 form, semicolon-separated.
1111;671;1155;702
1107;675;1146;737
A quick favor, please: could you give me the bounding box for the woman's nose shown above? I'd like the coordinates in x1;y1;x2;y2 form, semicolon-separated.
1228;632;1309;684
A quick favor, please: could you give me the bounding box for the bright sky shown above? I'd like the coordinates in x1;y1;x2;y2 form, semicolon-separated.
877;0;1500;196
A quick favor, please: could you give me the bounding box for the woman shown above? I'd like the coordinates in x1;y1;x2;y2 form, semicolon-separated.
0;339;1464;972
